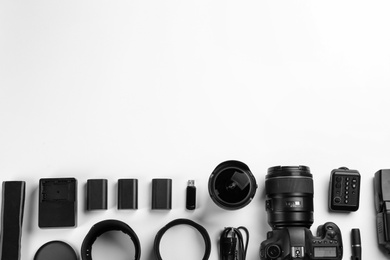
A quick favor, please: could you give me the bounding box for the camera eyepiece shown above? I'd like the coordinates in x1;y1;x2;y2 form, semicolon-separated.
265;165;314;228
266;245;281;258
208;160;257;210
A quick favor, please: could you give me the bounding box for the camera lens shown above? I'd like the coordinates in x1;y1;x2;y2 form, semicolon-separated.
208;160;257;210
265;166;313;228
266;245;281;258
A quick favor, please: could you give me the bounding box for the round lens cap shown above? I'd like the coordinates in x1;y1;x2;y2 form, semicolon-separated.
34;241;78;260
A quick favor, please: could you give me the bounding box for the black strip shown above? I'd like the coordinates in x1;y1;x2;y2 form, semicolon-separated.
0;181;26;260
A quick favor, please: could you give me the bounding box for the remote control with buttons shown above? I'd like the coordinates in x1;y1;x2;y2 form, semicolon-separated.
329;167;361;212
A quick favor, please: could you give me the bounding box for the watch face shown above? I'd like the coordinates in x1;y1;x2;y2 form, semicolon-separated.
34;241;78;260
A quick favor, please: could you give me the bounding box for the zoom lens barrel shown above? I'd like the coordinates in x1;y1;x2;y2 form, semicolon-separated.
265;166;314;228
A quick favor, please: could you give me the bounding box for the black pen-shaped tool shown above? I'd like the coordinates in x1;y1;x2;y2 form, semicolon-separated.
351;228;361;260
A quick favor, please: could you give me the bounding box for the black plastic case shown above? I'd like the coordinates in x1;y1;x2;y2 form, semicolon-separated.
39;178;77;228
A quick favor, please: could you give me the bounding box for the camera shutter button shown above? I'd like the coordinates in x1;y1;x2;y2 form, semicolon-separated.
327;230;336;239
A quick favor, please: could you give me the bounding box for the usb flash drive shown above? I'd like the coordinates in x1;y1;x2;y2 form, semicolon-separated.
186;180;196;210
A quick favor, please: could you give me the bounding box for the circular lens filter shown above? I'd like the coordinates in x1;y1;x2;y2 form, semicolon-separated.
34;241;78;260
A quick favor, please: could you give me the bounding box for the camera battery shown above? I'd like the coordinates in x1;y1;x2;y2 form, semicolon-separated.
118;179;138;210
152;179;172;210
87;179;108;210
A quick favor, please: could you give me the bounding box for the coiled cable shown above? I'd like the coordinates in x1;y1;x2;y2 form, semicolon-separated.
220;226;249;260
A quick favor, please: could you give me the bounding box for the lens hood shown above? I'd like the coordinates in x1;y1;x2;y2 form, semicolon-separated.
208;160;257;210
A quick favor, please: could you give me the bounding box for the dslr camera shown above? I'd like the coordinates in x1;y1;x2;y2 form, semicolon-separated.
260;166;343;260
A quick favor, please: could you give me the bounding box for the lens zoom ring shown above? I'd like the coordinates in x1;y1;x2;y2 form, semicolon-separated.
265;178;313;195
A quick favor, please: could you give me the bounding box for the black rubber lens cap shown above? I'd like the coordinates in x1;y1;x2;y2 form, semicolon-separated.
34;241;78;260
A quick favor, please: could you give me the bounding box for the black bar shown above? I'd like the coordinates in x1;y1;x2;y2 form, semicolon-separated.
0;181;26;260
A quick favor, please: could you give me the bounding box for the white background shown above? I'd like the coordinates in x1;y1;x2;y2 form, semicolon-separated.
1;1;390;259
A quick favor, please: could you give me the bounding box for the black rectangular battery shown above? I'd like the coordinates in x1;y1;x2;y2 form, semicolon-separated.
118;179;138;210
152;179;172;210
87;179;108;210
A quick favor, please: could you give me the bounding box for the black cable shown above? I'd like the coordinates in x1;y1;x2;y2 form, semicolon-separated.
220;226;249;260
153;218;211;260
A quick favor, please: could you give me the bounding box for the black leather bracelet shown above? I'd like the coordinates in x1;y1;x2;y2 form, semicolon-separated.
81;219;141;260
153;218;211;260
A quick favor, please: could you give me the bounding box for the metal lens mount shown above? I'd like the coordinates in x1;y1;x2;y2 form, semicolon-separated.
208;160;257;210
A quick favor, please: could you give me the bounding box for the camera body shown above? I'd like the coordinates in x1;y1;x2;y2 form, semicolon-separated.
260;166;343;260
260;222;343;260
